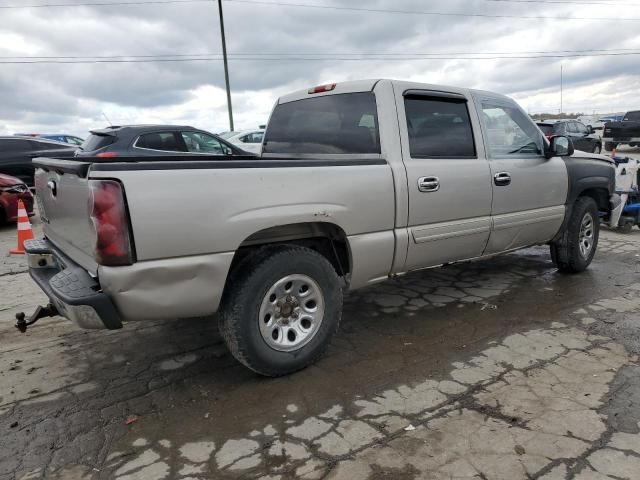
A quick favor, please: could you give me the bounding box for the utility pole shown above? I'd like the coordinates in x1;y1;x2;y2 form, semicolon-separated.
217;0;234;131
560;63;563;115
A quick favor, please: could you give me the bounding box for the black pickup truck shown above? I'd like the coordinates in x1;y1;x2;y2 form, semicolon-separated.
602;110;640;150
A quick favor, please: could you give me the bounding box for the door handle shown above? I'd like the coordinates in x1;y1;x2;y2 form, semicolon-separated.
418;176;440;192
494;172;511;186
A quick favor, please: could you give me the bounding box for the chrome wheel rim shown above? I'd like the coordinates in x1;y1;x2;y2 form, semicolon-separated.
579;212;594;258
259;274;325;352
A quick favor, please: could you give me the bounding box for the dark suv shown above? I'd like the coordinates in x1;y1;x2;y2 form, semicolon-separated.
0;137;77;187
536;120;602;154
76;125;254;158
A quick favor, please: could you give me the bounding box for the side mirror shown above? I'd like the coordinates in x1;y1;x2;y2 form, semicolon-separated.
545;135;574;159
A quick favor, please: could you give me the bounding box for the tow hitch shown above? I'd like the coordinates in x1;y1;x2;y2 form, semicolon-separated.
15;304;59;333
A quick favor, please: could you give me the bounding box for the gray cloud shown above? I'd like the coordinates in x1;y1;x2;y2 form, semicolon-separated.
0;0;639;135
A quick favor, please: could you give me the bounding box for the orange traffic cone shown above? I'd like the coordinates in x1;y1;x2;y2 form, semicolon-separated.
9;199;34;255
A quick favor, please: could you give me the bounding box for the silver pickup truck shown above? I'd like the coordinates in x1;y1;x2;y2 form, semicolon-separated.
23;79;615;376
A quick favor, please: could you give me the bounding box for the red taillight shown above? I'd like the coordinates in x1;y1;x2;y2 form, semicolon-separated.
96;152;118;158
89;180;133;266
308;83;336;94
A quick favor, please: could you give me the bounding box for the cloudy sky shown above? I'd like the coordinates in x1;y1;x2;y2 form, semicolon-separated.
1;0;639;137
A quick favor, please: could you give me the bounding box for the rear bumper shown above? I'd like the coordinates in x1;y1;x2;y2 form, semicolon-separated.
24;238;122;330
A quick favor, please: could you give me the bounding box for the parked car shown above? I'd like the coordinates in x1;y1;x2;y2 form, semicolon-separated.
25;79;615;377
0;137;77;187
16;133;85;146
602;110;640;150
537;120;602;153
219;129;265;154
0;173;34;223
75;125;254;158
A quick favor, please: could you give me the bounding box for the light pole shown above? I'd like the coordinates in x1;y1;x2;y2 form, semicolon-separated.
217;0;234;131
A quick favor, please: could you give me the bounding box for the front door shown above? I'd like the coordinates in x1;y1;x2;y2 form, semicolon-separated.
396;86;493;271
473;95;568;254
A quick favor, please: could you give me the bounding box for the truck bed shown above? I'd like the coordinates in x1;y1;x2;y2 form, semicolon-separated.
33;154;396;286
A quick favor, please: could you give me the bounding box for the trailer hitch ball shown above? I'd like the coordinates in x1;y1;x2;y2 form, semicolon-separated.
15;304;59;333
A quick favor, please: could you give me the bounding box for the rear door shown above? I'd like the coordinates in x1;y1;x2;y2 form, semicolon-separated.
395;87;493;270
474;95;567;254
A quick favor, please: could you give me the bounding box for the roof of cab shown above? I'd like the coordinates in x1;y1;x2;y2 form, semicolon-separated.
277;79;513;105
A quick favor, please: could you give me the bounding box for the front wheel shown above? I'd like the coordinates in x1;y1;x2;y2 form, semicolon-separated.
218;245;342;377
592;144;601;154
550;197;599;273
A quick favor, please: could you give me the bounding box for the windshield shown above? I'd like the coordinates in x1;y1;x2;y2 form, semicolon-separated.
81;133;115;152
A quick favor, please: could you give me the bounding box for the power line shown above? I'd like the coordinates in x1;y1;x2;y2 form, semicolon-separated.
1;51;640;63
222;0;640;21
1;0;638;20
487;0;639;6
0;47;640;61
0;0;208;8
2;47;639;59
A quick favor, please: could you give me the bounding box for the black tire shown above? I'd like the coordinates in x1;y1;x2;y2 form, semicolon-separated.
604;142;618;151
592;144;601;154
218;245;342;377
550;196;599;273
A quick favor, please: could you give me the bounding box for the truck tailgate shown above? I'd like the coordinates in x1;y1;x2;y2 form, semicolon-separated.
34;158;98;275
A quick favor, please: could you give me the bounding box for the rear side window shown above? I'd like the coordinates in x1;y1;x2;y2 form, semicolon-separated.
82;134;116;152
624;111;640;121
263;92;380;154
136;132;186;152
404;96;476;158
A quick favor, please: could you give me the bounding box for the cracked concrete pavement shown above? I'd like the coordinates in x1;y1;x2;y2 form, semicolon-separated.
1;206;640;479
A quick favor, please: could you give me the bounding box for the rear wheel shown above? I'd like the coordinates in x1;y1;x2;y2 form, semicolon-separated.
550;196;599;273
218;245;342;377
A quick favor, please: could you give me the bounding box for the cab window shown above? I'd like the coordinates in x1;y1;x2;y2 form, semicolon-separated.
263;92;380;154
404;96;476;158
481;104;543;157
